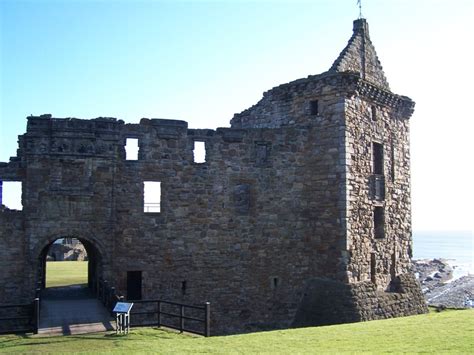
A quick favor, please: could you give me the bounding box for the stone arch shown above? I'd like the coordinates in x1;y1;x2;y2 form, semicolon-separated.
33;233;109;291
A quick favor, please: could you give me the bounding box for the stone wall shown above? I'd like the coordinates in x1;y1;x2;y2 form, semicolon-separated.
0;18;427;335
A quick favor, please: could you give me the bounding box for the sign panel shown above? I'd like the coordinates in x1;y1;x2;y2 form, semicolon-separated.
113;302;134;313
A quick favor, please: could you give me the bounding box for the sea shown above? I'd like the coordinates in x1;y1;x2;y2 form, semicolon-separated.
413;230;473;278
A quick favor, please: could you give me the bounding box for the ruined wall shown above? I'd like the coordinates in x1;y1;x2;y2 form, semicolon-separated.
111;111;347;333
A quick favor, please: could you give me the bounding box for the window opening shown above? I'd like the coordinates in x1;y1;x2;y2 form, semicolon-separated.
1;181;23;210
371;105;377;121
193;141;206;163
144;181;161;213
374;207;385;239
310;100;319;115
372;142;384;175
370;253;377;284
127;271;142;300
181;281;187;295
391;141;396;183
273;277;280;289
125;138;139;160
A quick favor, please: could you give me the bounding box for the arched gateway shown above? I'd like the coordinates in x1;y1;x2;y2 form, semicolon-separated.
35;235;107;291
0;18;428;335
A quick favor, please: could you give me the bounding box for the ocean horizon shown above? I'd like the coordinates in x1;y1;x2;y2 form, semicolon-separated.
413;230;473;277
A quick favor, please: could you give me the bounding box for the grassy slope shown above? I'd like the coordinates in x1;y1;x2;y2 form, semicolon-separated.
0;309;472;354
45;261;88;288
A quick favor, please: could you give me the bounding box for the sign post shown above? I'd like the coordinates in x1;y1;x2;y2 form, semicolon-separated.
113;302;134;335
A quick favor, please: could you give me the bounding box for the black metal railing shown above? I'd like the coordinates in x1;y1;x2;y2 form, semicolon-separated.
95;279;211;336
0;283;41;335
128;299;210;337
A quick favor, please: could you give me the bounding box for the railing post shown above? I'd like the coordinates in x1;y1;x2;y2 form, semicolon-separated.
204;302;210;337
180;305;184;333
157;301;161;327
33;298;40;334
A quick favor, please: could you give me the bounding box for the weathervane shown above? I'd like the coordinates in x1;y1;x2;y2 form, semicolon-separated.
357;0;363;18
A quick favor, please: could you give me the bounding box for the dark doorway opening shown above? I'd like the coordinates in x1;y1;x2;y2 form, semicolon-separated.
127;271;142;300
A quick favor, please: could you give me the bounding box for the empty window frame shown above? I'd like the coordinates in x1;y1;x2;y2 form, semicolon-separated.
373;206;385;239
125;138;139;160
371;105;377;121
372;142;384;175
310;100;319;116
1;181;23;210
144;181;161;213
193;141;206;163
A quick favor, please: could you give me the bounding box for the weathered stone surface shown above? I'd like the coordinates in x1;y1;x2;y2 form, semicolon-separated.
0;18;426;335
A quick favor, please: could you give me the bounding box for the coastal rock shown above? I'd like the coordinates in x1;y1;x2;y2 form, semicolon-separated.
412;259;473;308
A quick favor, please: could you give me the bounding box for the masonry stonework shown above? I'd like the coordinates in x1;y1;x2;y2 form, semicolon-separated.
0;19;427;334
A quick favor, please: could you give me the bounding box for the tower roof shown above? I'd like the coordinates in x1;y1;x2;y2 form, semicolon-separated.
330;19;390;90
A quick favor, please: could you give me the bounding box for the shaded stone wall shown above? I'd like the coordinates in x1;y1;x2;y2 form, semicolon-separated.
110;114;347;333
0;210;28;303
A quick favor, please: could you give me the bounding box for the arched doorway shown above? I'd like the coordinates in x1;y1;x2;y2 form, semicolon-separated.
37;236;103;293
35;236;113;335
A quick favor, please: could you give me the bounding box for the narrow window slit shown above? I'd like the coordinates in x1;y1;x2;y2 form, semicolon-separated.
310;100;319;115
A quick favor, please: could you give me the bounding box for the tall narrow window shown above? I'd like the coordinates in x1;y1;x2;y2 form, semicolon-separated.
144;181;161;213
374;207;385;239
310;100;319;115
372;142;384;175
371;105;377;121
1;181;22;210
370;253;377;284
193;141;206;163
391;142;396;183
125;138;139;160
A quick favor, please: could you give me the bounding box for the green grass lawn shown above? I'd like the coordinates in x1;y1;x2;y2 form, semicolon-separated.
0;309;472;354
46;261;88;288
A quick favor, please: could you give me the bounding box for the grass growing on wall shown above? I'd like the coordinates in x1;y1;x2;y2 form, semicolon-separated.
0;309;472;353
46;261;88;288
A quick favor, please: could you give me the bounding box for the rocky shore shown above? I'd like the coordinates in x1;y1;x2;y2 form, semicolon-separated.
412;258;473;308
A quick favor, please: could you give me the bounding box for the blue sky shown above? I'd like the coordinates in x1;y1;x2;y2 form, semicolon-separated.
1;0;473;232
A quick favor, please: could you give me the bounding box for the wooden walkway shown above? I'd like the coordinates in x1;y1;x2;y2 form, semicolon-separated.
38;285;114;336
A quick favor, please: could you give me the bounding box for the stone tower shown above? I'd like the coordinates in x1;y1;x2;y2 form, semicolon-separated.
0;19;427;334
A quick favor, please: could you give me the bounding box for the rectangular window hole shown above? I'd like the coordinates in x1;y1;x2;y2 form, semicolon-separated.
144;181;161;213
374;207;385;239
193;141;206;163
371;105;377;121
181;281;187;295
125;138;139;160
373;142;384;175
1;181;23;210
310;100;319;115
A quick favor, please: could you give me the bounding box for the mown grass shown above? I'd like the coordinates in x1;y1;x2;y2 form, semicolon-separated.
45;261;88;288
0;309;472;354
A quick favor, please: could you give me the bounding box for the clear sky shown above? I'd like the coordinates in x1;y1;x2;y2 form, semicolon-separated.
1;0;473;232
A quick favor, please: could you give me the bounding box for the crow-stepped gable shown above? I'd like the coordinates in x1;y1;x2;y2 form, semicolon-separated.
0;19;427;334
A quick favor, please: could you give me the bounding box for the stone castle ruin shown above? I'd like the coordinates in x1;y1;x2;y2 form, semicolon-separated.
0;19;427;334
